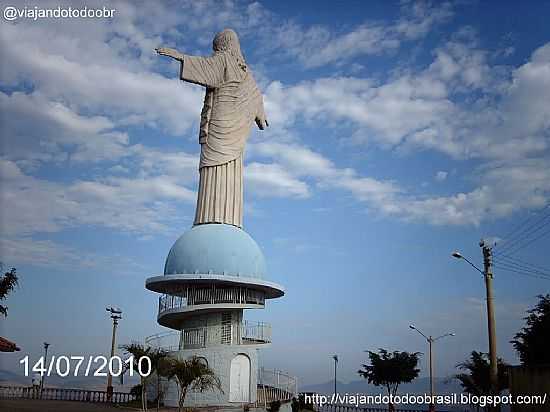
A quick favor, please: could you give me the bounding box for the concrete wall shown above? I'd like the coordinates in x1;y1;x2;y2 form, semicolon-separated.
164;345;260;407
179;309;244;347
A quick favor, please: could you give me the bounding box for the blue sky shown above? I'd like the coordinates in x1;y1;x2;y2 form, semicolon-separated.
1;0;549;388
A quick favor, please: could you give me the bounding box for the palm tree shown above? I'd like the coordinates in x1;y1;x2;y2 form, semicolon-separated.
122;343;152;412
148;348;169;412
166;355;222;412
0;266;18;317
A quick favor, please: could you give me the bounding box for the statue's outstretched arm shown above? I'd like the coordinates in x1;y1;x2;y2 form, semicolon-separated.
156;47;184;61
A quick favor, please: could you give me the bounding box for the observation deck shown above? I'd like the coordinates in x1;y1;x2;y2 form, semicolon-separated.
145;321;272;350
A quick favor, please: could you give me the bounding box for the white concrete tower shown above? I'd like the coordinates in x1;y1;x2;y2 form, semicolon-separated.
145;223;284;407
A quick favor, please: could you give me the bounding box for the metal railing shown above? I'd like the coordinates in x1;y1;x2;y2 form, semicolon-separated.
317;404;446;412
253;368;298;408
0;385;135;403
258;367;298;396
145;320;272;350
158;285;265;316
145;330;180;351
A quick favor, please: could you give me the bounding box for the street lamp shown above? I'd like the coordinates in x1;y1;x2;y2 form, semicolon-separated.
332;354;338;395
40;342;50;398
106;306;122;400
409;325;454;410
452;245;498;400
452;251;483;274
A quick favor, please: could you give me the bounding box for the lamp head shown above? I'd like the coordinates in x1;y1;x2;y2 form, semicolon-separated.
452;251;463;259
450;333;456;336
409;324;416;329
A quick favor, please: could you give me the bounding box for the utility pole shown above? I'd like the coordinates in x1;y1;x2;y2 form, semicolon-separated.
106;307;122;401
480;240;499;397
332;355;338;395
40;342;50;399
428;337;434;401
409;325;454;411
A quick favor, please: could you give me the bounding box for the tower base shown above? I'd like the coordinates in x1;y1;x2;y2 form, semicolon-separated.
163;346;259;407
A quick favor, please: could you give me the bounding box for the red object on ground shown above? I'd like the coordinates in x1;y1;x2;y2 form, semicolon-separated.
0;336;20;352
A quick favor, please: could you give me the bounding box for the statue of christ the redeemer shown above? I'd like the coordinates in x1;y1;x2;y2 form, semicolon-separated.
156;29;268;229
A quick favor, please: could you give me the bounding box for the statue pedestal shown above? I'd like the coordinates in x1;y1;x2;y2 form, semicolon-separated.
146;224;284;407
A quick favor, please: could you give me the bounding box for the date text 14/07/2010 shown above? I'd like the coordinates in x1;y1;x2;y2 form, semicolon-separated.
20;355;151;378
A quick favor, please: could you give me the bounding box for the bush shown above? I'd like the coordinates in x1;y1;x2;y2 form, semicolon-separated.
130;383;142;400
267;400;281;412
298;393;316;411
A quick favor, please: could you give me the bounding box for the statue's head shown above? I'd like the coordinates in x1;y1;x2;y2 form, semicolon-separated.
213;29;247;72
213;29;241;54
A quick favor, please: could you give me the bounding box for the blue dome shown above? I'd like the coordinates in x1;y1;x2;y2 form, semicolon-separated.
164;224;266;279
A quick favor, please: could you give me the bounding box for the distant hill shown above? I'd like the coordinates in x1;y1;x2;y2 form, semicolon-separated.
0;368;138;392
0;369;28;385
300;376;463;396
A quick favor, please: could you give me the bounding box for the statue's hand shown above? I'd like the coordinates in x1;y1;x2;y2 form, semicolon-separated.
155;47;183;60
255;115;269;130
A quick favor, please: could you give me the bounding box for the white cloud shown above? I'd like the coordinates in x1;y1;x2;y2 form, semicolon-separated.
1;0;549;231
256;38;550;225
263;38;550;165
435;171;448;182
0;236;148;274
0;91;129;164
0;159;195;236
263;73;456;151
264;1;454;68
0;6;206;141
248;140;550;226
395;1;454;40
245;162;310;198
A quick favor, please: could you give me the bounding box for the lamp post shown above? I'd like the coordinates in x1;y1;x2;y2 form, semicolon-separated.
409;325;454;411
332;354;338;395
106;306;122;400
40;342;50;398
452;245;498;400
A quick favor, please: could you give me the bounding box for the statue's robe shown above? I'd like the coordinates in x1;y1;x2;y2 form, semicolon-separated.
180;52;265;228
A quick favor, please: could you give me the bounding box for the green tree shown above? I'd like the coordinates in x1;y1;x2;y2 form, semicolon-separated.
358;349;421;411
166;355;222;412
511;294;550;366
148;348;169;412
0;266;18;317
123;343;152;412
454;351;509;412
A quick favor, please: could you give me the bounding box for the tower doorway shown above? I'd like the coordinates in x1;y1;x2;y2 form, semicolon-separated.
229;354;250;402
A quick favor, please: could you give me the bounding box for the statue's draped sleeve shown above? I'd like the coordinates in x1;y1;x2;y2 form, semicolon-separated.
180;54;226;88
179;52;263;170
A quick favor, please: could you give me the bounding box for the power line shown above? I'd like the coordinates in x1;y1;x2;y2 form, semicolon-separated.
495;216;550;256
493;264;550;280
493;262;550;279
500;224;550;257
495;205;550;255
493;264;550;281
494;260;550;277
493;259;550;278
497;209;541;248
496;253;550;274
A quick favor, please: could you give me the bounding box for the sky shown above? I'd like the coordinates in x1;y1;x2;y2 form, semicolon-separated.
1;0;550;389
